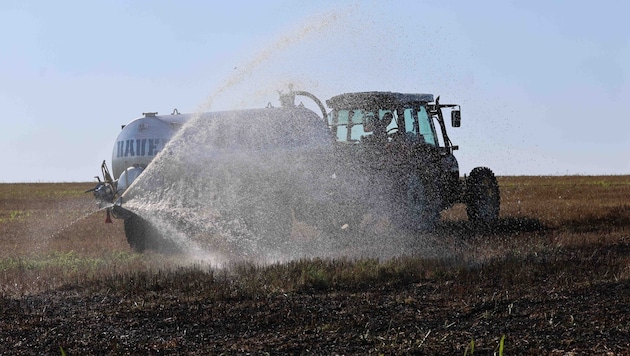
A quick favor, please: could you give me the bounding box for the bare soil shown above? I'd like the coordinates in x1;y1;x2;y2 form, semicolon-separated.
1;178;630;354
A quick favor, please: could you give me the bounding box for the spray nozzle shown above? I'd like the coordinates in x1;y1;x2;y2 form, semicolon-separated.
110;196;132;220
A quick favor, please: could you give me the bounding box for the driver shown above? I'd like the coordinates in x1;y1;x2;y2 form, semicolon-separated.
362;111;393;144
374;112;393;138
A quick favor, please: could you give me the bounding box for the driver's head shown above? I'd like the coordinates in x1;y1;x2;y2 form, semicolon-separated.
382;112;393;124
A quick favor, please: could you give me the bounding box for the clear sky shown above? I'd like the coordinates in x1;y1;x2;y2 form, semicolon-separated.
1;0;628;182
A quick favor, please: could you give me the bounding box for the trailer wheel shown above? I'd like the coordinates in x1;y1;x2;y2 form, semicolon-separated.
124;213;179;253
124;214;147;252
241;193;293;255
466;167;500;224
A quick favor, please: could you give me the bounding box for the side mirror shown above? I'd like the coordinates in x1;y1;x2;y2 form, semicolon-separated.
451;110;461;128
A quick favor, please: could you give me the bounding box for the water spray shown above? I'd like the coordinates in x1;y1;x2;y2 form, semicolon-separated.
85;5;499;263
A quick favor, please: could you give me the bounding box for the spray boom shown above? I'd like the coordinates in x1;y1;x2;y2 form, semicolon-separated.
86;161;123;223
86;161;117;205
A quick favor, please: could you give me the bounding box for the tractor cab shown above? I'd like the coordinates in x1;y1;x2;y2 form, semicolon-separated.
325;92;460;154
325;91;465;214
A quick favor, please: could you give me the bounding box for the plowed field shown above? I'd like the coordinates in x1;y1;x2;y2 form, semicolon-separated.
1;176;629;354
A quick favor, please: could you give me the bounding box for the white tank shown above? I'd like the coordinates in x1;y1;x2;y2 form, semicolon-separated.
111;112;191;180
110;106;330;194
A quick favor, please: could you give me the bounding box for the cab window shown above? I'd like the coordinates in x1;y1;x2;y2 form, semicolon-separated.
402;107;436;146
330;110;368;142
417;107;436;146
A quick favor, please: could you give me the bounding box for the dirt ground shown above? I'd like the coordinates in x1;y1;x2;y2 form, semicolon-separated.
1;178;630;354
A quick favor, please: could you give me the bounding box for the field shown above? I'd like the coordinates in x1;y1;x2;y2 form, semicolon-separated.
1;176;630;354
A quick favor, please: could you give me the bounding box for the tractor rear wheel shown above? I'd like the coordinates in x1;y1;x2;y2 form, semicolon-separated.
404;174;440;230
466;167;500;224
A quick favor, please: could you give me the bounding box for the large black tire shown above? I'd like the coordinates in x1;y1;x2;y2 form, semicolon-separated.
123;213;180;253
466;167;500;224
123;214;147;252
403;174;440;230
240;192;293;256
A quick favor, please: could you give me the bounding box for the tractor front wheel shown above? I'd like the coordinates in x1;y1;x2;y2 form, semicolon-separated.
465;167;500;225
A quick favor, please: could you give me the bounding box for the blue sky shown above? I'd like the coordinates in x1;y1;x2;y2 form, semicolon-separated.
1;0;628;182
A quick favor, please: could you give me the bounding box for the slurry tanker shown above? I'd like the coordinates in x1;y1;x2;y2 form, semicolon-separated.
89;89;500;252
